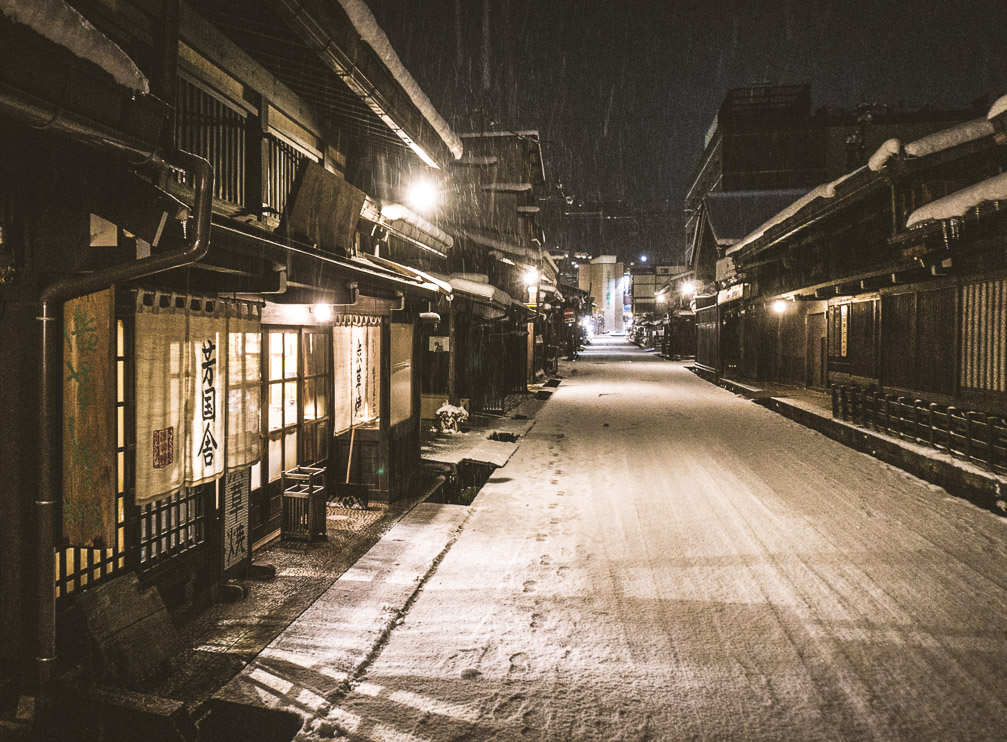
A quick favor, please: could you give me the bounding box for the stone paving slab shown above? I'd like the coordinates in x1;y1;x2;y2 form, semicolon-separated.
215;502;471;721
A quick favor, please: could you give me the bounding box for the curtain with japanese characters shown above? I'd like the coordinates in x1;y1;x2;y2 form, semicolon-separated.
135;292;258;505
332;318;382;434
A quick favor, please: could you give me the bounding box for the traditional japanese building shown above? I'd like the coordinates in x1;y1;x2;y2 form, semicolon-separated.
0;0;470;709
712;93;1007;422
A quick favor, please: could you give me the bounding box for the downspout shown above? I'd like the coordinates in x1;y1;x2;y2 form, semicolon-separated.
0;84;214;689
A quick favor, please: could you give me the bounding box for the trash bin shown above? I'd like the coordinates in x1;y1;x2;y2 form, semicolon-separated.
281;466;327;541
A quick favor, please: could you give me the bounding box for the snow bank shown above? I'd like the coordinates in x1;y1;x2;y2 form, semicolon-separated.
904;118;994;159
868;138;902;172
905;170;1007;227
1;0;148;93
336;0;463;160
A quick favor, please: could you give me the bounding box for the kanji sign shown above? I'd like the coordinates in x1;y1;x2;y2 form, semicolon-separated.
63;288;115;547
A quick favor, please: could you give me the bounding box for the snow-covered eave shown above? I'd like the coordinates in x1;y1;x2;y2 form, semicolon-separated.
988;94;1007;121
2;0;148;93
278;0;460;165
904;117;994;160
379;201;454;249
517;206;541;214
905;171;1007;228
335;0;462;161
452;227;533;259
429;272;512;308
726;167;872;258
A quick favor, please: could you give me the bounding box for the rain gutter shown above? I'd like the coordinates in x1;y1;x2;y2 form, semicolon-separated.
0;81;213;691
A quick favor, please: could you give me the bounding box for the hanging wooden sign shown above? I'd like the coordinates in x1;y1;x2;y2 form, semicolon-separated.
62;288;116;547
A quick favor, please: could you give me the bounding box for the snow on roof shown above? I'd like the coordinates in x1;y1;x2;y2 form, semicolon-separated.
725;169;865;256
483;183;534;193
459;130;540;139
453;227;532;258
429;272;512;307
904;117;994;159
989;94;1007;120
868;138;903;172
2;0;149;92
456;155;498;166
379;201;453;248
517;206;541;214
905;170;1007;228
335;0;463;160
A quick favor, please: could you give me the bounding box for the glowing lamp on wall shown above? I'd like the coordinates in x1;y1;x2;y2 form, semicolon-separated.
405;177;439;214
772;299;788;314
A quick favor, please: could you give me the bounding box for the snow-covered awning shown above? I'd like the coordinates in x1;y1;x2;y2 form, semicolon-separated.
906;171;1007;228
2;0;148;92
429;272;512;309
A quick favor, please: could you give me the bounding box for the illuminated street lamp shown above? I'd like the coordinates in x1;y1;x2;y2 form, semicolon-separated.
772;299;788;314
679;280;697;298
523;266;540;307
405;176;439;214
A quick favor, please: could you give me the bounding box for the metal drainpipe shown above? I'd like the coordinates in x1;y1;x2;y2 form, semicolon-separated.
0;83;214;689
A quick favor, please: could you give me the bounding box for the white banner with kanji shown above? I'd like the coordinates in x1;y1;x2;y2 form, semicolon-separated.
135;293;255;505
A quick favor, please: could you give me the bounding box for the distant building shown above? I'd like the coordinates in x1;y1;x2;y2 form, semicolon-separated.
685;84;984;284
630;262;687;318
578;256;625;333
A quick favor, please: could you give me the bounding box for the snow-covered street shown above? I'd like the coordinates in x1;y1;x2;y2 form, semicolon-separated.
317;335;1007;741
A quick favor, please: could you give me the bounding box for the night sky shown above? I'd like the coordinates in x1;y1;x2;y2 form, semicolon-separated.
366;0;1007;263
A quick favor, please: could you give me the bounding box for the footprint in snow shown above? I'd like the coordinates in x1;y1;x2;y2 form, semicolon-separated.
523;580;537;593
509;652;531;673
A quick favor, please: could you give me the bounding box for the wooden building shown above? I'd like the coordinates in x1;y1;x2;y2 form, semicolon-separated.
714;96;1007;419
0;0;471;702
